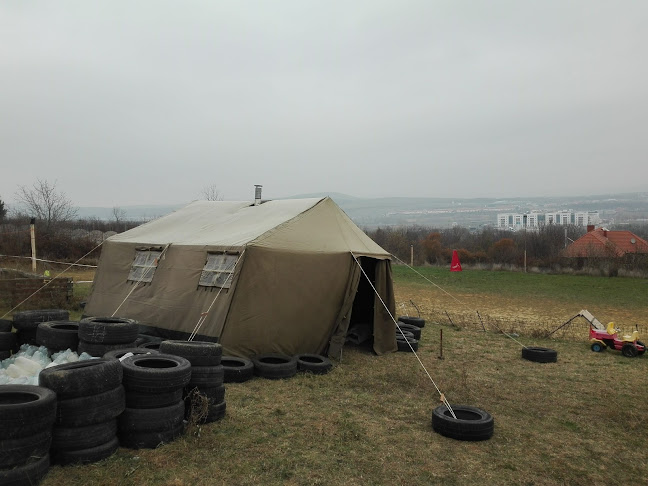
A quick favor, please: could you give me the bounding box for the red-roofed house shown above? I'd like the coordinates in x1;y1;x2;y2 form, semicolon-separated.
562;227;648;259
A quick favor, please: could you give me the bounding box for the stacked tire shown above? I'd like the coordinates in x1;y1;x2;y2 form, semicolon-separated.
38;359;124;465
159;340;226;424
36;321;79;352
13;309;69;347
78;317;139;357
396;316;425;353
119;354;191;448
0;319;16;360
0;385;56;485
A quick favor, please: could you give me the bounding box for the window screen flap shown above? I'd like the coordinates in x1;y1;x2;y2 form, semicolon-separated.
128;249;162;283
199;253;237;288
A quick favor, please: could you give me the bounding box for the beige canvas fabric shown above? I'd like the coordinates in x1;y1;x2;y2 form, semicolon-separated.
85;197;396;358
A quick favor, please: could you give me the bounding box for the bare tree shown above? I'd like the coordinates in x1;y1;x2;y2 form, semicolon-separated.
112;206;127;223
201;185;223;201
14;179;78;229
0;197;6;220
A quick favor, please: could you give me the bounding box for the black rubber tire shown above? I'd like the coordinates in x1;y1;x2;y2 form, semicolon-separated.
636;340;646;356
12;309;69;330
51;419;117;452
0;331;16;351
119;421;185;450
36;321;79;351
188;365;224;388
521;347;558;363
121;354;192;393
205;400;227;423
55;385;125;427
15;328;38;346
432;404;494;441
190;384;226;404
78;340;138;357
159;340;223;366
222;356;254;383
0;350;11;361
395;330;415;339
295;354;333;374
134;334;163;347
396;336;419;352
0;429;52;469
103;347;160;360
78;317;139;344
118;400;185;432
38;358;123;399
0;385;57;439
252;353;298;379
621;343;638;358
396;322;422;339
398;316;425;328
591;342;605;352
0;319;13;332
138;341;162;350
126;388;184;409
52;436;119;466
0;453;50;486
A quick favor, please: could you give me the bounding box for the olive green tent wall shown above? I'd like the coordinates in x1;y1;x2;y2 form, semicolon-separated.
85;197;396;358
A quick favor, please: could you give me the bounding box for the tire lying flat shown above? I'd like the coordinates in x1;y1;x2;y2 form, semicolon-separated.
397;316;425;328
221;356;254;383
521;347;558;363
252;353;297;379
295;354;333;374
432;404;494;441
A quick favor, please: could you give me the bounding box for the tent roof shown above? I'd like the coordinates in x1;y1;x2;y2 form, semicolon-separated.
107;197;389;257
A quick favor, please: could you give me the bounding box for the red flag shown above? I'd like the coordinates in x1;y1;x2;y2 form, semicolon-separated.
450;250;462;272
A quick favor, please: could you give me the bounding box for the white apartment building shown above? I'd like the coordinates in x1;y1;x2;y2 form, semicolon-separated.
497;211;600;230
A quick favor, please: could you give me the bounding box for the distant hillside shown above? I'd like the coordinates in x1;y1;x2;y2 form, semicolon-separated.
76;192;648;229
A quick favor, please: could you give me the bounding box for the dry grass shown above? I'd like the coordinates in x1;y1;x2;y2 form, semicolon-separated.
2;261;646;484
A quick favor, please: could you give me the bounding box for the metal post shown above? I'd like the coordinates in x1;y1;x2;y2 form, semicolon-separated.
410;245;413;266
438;328;443;359
30;218;36;273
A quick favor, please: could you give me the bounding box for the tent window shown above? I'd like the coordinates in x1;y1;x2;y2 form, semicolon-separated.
128;249;162;283
199;253;237;289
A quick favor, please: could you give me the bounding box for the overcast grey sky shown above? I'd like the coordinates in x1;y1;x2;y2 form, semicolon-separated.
1;1;647;207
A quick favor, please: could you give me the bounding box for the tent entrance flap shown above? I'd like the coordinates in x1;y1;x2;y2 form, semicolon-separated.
345;257;377;348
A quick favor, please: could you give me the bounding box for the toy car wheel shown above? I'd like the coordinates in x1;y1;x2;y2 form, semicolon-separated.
590;342;605;352
636;340;645;356
621;343;638;358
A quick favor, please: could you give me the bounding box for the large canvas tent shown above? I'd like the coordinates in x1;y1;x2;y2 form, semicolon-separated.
85;197;397;359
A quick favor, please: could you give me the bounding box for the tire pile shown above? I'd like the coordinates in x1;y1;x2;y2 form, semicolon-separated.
38;359;124;466
77;317;139;357
13;309;69;348
0;385;56;486
119;353;191;448
36;321;79;352
159;340;226;424
0;319;16;360
396;316;425;352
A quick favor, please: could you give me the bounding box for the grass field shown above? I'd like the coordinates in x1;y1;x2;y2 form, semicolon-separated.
4;263;647;485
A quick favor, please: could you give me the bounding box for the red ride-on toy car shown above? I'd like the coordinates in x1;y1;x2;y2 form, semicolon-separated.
590;322;646;357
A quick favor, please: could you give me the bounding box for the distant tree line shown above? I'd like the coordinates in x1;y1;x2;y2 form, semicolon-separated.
365;223;648;275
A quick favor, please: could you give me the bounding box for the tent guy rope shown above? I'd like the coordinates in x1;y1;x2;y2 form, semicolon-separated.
350;251;456;419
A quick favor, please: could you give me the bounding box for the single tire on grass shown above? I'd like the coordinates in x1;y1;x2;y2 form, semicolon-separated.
251;353;297;379
221;356;254;383
295;354;333;374
39;358;123;399
521;347;558;363
432;404;494;441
